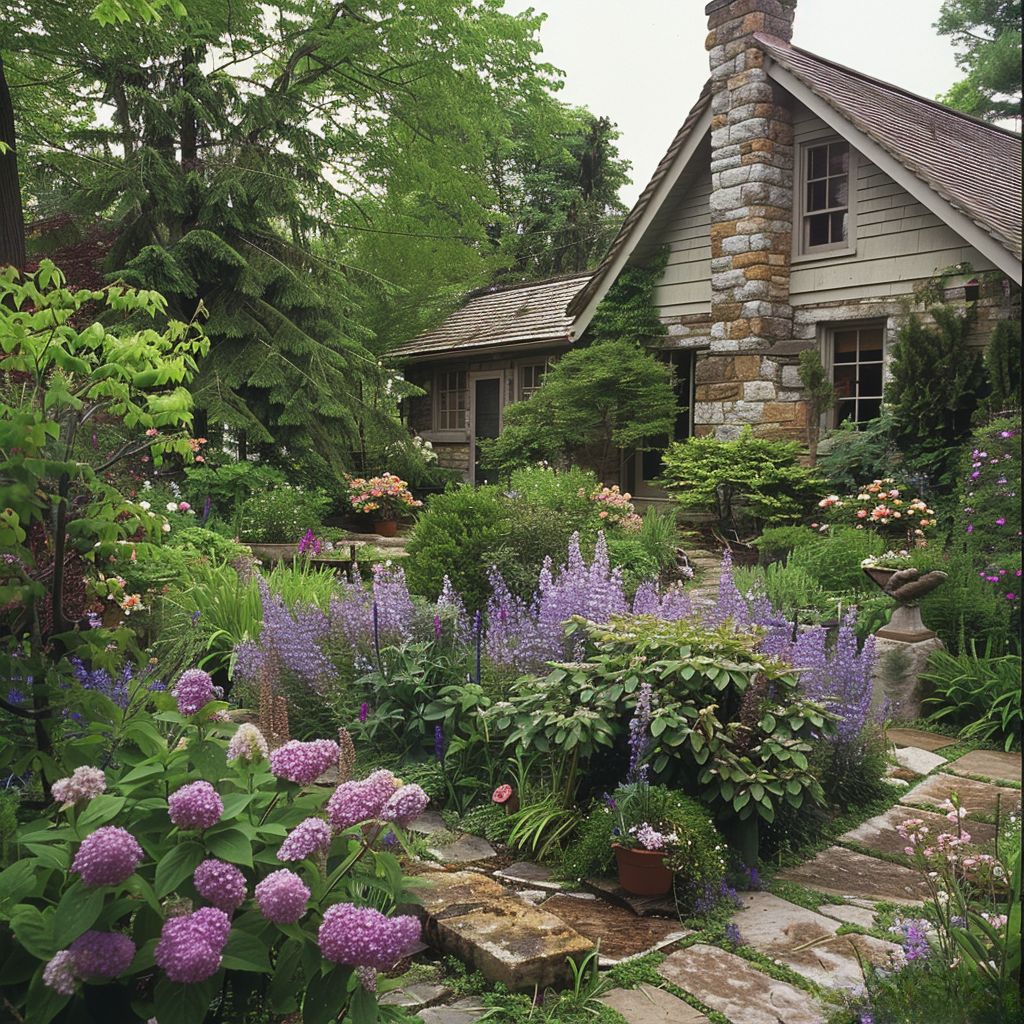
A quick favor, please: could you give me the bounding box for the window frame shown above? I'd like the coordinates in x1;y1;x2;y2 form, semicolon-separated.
434;368;469;435
793;136;857;260
822;321;887;429
517;361;548;402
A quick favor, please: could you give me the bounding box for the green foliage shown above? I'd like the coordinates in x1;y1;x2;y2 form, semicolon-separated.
165;525;249;564
957;415;1021;553
238;487;332;543
605;536;662;595
0;681;423;1024
936;0;1022;121
886;308;986;486
636;506;681;572
586;254;669;345
983;319;1022;414
660;429;824;534
922;644;1022;751
184;462;288;528
480;339;679;481
789;526;885;594
797;348;835;456
753;525;822;563
405;485;509;610
816;414;901;494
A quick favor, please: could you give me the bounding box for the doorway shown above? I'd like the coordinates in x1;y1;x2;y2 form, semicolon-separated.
631;349;695;496
470;373;503;484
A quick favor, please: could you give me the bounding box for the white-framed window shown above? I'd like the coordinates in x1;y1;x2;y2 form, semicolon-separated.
518;362;547;401
800;139;852;253
828;323;884;425
436;370;467;430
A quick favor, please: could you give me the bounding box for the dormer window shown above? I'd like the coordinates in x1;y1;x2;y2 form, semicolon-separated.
801;140;851;252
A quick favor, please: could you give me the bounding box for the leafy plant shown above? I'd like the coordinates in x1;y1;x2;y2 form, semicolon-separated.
788;526;884;594
797;348;836;461
816;414;901;494
238;487;332;543
660;429;824;535
922;644;1022;751
753;525;822;564
982;319;1022;415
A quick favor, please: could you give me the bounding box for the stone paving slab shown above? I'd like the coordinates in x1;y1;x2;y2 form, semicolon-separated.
583;876;678;918
840;805;996;858
657;944;821;1024
542;893;691;965
777;846;930;905
427;834;497;864
381;983;450;1009
947;750;1022;784
900;773;1022;818
599;984;709;1024
886;728;955;752
818;904;877;928
729;893;900;990
892;746;946;776
415;870;509;918
494;861;562;890
417;998;486;1024
408;810;448;836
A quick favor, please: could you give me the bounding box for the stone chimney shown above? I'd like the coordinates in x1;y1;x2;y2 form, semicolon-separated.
696;0;804;440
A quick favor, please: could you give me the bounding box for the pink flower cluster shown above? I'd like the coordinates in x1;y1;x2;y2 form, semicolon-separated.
269;738;340;786
173;668;214;716
51;765;106;807
588;485;643;531
227;723;269;764
71;827;144;887
318;903;421;969
154;907;231;983
43;932;136;994
326;769;397;830
345;473;422;518
380;784;429;826
168;781;223;830
194;859;247;911
255;869;310;924
818;479;936;538
278;817;333;862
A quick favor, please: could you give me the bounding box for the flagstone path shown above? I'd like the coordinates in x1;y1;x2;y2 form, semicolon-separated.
401;721;1021;1022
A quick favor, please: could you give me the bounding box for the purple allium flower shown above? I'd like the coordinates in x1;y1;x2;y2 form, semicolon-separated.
255;869;310;925
380;784;429;826
317;903;421;969
193;859;247;911
71;827;144;886
277;818;332;862
269;738;340;786
227;723;270;764
168;782;224;830
51;765;106;807
43;950;78;995
154;907;231;983
69;931;136;980
326;770;397;830
172;668;214;716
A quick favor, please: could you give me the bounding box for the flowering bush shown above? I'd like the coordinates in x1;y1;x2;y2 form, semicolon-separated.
817;478;936;541
588;485;642;531
0;669;428;1024
345;472;422;521
960;416;1021;553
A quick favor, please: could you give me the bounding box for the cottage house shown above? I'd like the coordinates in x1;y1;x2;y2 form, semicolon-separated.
391;0;1022;494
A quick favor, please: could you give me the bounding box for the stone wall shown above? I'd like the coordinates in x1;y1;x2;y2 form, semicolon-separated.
434;443;470;474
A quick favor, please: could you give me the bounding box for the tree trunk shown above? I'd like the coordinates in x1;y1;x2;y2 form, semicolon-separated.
0;55;26;271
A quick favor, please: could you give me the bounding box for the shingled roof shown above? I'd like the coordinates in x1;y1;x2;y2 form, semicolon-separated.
390;273;592;360
758;34;1022;260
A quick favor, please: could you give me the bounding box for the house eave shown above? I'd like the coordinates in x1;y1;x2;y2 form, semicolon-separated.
389;335;574;364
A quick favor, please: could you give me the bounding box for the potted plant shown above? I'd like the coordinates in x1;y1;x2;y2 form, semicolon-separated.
345;473;422;537
612;820;677;896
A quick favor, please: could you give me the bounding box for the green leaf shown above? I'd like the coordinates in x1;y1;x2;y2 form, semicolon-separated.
24;968;70;1024
77;794;127;830
206;827;253;866
155;842;205;898
10;905;55;960
0;859;39;912
222;928;273;973
153;975;223;1024
349;983;378;1024
303;965;354;1024
53;882;105;947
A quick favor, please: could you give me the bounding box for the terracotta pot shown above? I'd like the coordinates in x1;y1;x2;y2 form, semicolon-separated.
612;844;673;896
373;519;398;538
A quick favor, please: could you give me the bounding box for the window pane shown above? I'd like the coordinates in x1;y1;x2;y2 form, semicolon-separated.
807;179;827;211
834;332;859;361
858;398;882;422
859;363;883;396
828;175;848;208
828;144;849;175
807;213;830;246
859;329;884;360
836;400;857;424
834;364;856;397
808;145;827;179
831;211;848;243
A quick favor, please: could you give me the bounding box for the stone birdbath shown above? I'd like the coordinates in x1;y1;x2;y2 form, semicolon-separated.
862;563;948;641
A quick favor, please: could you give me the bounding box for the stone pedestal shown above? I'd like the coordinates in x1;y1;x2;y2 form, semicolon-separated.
870;634;944;720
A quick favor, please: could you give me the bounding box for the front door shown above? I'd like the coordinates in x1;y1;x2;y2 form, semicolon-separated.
471;374;503;484
632;349;695;496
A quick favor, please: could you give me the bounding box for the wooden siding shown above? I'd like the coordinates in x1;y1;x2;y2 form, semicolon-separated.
789;102;996;304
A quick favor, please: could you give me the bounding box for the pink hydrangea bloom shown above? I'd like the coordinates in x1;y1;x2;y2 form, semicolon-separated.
69;931;136;980
51;766;106;807
154;907;231;983
71;826;144;886
269;739;340;786
326;770;397;830
173;668;214;716
255;869;310;924
193;858;247;911
168;782;224;830
277;817;332;862
227;723;269;764
318;903;421;969
43;950;78;996
380;784;429;826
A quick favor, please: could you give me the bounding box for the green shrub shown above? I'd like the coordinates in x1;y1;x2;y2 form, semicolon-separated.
789;526;884;594
605;536;662;595
732;561;833;620
660;428;824;533
922;644;1022;751
753;525;822;563
816;414;900;494
185;461;288;524
957;415;1021;555
405;485;509;609
636;505;679;571
166;524;250;562
238;485;332;542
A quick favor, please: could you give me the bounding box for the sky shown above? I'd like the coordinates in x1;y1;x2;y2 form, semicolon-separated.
503;0;962;206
